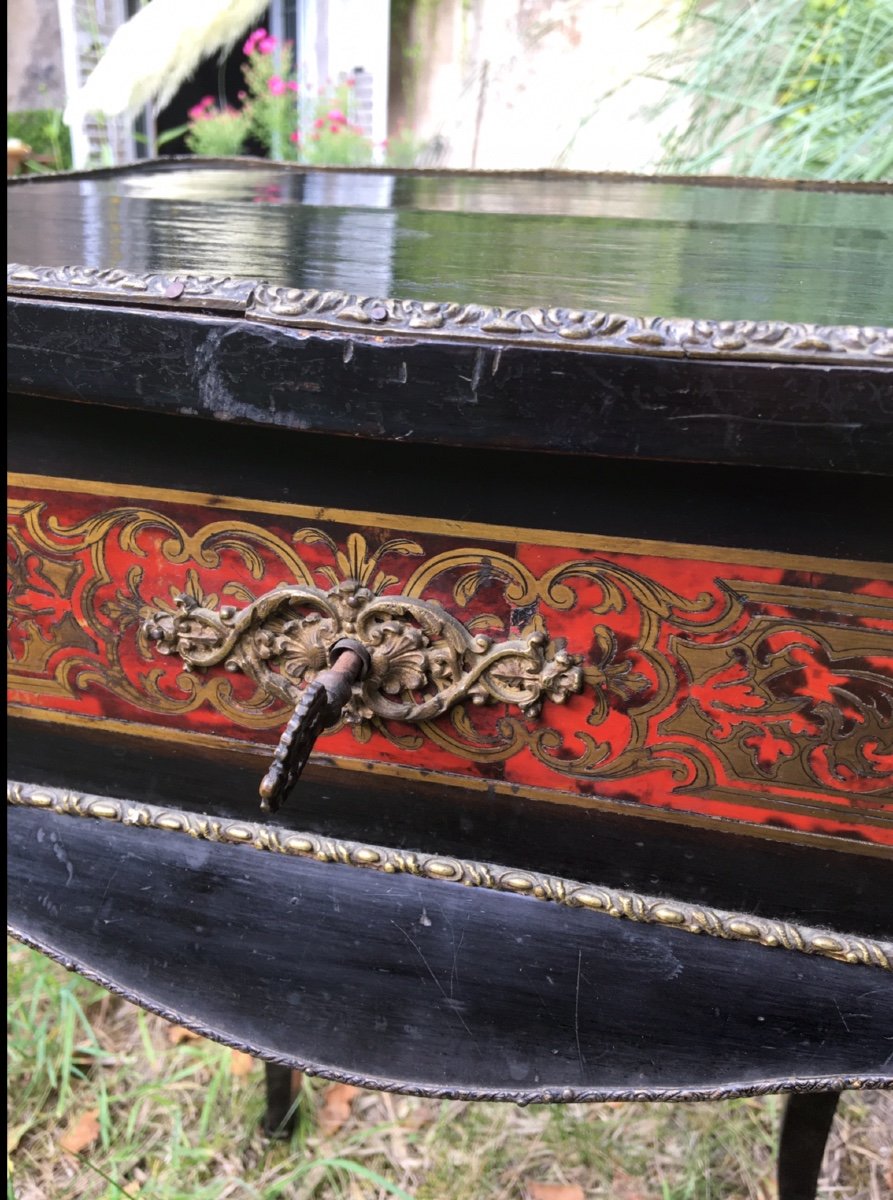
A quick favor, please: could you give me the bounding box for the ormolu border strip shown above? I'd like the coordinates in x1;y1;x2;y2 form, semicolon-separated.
10;472;893;579
9;780;892;972
7;261;892;366
11;705;893;859
7;927;892;1104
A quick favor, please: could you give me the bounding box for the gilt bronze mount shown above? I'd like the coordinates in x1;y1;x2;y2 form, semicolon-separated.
143;580;584;810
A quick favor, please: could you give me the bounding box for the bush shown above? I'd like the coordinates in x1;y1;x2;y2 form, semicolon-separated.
7;108;72;172
653;0;893;181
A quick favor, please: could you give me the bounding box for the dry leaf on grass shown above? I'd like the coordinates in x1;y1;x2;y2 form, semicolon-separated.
59;1109;100;1156
7;1124;30;1156
526;1184;585;1200
610;1170;648;1200
166;1024;203;1046
230;1050;256;1077
318;1083;362;1135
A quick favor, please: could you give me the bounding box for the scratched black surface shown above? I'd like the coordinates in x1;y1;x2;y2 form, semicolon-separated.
7;161;893;324
8;716;892;941
9;806;892;1095
8;299;893;473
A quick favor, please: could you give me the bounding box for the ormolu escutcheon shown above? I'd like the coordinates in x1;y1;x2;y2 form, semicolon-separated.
142;580;585;814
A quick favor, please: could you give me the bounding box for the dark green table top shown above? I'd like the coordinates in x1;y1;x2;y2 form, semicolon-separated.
7;159;893;326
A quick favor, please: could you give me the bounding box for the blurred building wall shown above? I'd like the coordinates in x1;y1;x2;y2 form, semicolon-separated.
8;0;66;110
391;0;686;172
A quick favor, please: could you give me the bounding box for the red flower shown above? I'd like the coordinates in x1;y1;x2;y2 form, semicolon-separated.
289;131;301;143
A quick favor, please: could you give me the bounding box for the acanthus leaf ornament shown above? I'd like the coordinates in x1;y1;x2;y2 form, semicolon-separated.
142;579;585;810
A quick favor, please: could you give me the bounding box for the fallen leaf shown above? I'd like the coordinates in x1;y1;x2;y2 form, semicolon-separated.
60;1109;100;1156
7;1123;30;1156
526;1185;586;1200
230;1050;256;1077
526;1185;585;1200
610;1169;647;1200
401;1103;436;1131
166;1024;203;1046
318;1083;362;1135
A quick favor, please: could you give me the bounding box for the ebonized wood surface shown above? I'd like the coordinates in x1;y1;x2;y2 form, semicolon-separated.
7;161;893;325
9;803;892;1100
9;394;893;561
8;716;891;942
9;295;893;474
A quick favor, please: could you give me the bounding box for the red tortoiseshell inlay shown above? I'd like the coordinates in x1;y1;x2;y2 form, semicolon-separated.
8;480;893;847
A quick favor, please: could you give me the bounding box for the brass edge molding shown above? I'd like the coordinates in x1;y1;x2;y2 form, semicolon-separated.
8;780;893;972
7;263;892;366
7;264;255;313
7;154;893;192
10;705;893;859
7;927;892;1105
10;472;893;578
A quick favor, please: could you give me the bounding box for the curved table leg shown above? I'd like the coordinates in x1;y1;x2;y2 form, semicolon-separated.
777;1091;841;1200
263;1063;303;1139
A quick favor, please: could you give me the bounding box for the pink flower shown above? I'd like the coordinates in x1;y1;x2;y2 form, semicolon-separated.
286;80;299;92
237;90;247;100
329;123;340;134
258;35;277;54
328;109;345;123
268;76;286;96
346;77;356;88
313;118;325;129
243;28;267;55
188;103;207;121
289;131;301;143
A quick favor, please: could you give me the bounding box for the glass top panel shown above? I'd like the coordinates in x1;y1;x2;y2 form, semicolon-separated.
7;162;893;325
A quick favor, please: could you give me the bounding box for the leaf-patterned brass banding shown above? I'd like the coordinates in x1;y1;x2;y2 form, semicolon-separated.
8;780;892;973
7;261;893;364
141;579;585;728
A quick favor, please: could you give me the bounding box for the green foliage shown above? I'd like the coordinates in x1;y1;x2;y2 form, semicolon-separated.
302;81;374;166
7;108;72;172
184;104;251;157
653;0;893;180
241;37;301;160
384;125;425;167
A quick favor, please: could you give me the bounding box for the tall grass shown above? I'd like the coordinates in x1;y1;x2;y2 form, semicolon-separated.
652;0;893;181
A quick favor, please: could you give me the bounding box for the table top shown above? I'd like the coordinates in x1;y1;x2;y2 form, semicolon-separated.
7;159;893;327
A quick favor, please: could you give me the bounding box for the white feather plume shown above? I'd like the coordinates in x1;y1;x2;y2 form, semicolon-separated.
63;0;269;127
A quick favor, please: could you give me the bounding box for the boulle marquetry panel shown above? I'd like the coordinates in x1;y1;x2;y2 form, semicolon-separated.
9;475;892;847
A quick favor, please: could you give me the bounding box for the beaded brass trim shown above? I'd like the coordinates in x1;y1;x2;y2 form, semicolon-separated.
8;780;892;972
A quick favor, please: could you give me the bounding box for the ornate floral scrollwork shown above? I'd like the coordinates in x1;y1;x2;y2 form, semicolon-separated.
142;579;584;730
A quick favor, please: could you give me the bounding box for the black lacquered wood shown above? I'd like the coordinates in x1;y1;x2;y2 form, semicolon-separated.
263;1064;300;1140
8;804;893;1100
8;297;893;474
9;715;892;942
777;1092;841;1200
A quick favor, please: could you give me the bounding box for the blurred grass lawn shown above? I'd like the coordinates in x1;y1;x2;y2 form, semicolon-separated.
7;941;892;1200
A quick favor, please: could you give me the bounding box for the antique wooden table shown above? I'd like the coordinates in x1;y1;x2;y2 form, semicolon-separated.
7;160;893;1197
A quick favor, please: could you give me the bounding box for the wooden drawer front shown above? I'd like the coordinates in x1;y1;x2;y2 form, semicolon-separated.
8;475;893;848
